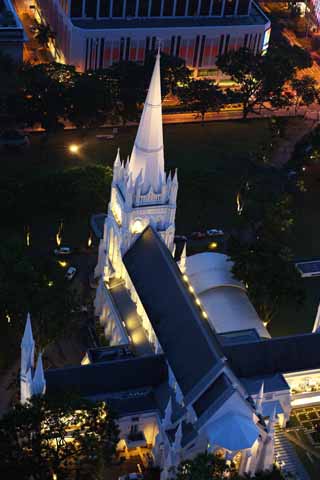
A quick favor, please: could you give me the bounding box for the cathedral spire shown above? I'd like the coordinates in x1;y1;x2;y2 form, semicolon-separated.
33;353;46;396
129;50;165;195
21;312;35;373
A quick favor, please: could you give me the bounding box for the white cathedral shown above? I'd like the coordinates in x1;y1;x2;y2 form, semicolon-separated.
20;52;320;479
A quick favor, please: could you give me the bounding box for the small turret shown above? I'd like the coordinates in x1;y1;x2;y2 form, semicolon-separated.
32;353;46;396
113;148;121;183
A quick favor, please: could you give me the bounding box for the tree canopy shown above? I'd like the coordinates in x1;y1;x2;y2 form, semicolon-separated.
227;170;305;324
0;391;119;480
173;452;287;480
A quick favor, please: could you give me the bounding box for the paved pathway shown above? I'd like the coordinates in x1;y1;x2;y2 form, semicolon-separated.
275;425;310;480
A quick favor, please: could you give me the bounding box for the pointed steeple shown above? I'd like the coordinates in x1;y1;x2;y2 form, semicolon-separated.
179;242;187;273
32;353;46;396
173;422;183;451
129;50;165;195
256;381;264;415
312;303;320;332
21;312;34;349
163;396;173;428
21;312;35;374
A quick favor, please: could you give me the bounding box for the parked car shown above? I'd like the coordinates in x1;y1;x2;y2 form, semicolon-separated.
54;246;72;256
65;266;77;281
206;228;224;237
0;129;30;148
190;231;206;240
118;474;144;480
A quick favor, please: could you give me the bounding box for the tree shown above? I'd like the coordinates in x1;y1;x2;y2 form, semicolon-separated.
33;22;56;48
174;452;287;480
177;79;225;123
107;60;146;125
11;63;71;131
68;73;113;129
174;452;239;480
227;172;305;324
217;41;311;119
0;392;120;479
0;238;81;366
291;75;318;114
145;51;192;96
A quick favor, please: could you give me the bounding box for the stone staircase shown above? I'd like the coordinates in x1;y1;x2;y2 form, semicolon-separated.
274;426;310;480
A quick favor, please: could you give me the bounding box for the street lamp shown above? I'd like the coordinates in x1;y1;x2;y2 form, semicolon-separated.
69;144;80;154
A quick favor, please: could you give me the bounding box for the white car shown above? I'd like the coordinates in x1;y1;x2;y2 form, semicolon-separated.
118;474;144;480
65;266;77;281
54;246;72;256
206;229;224;237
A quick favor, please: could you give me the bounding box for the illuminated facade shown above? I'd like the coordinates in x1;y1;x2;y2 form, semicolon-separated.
20;52;320;480
33;0;270;73
0;0;26;63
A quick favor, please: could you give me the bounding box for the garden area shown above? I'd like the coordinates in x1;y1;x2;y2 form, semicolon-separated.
1;116;320;350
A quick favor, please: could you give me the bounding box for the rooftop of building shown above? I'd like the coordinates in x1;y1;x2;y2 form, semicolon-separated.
0;0;18;28
45;354;167;397
224;332;320;378
71;3;269;30
185;252;270;339
123;226;225;400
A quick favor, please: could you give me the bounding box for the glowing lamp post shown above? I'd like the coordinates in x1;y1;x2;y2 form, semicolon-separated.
69;144;80;154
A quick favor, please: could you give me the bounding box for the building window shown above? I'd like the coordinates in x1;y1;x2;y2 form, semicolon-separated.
126;0;137;16
170;36;175;55
224;0;236;15
198;35;206;66
112;0;124;17
70;0;82;17
224;34;230;53
200;0;211;15
237;0;250;14
120;37;125;59
139;0;150;15
176;35;181;56
85;37;89;70
131;416;140;421
163;0;174;15
86;0;97;17
243;33;248;48
188;0;199;15
218;34;224;56
193;35;200;67
125;37;131;60
212;0;223;15
175;0;186;15
99;0;110;16
151;0;162;15
99;38;104;68
151;36;157;50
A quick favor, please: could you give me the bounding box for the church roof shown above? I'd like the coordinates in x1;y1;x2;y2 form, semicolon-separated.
123;226;225;400
129;51;165;194
45;354;167;397
224;333;320;378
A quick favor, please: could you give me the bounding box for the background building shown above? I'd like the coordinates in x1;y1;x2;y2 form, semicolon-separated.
34;0;271;73
0;0;26;62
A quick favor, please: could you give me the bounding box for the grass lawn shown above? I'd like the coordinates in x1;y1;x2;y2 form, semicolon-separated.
3;118;320;337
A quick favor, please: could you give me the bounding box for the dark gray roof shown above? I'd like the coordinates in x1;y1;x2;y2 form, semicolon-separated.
88;389;159;416
45;354;167;397
218;329;261;347
224;333;320;378
241;374;290;395
193;373;231;417
123;226;224;397
72;5;268;30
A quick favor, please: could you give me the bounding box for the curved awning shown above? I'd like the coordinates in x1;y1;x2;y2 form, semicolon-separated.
207;413;259;451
